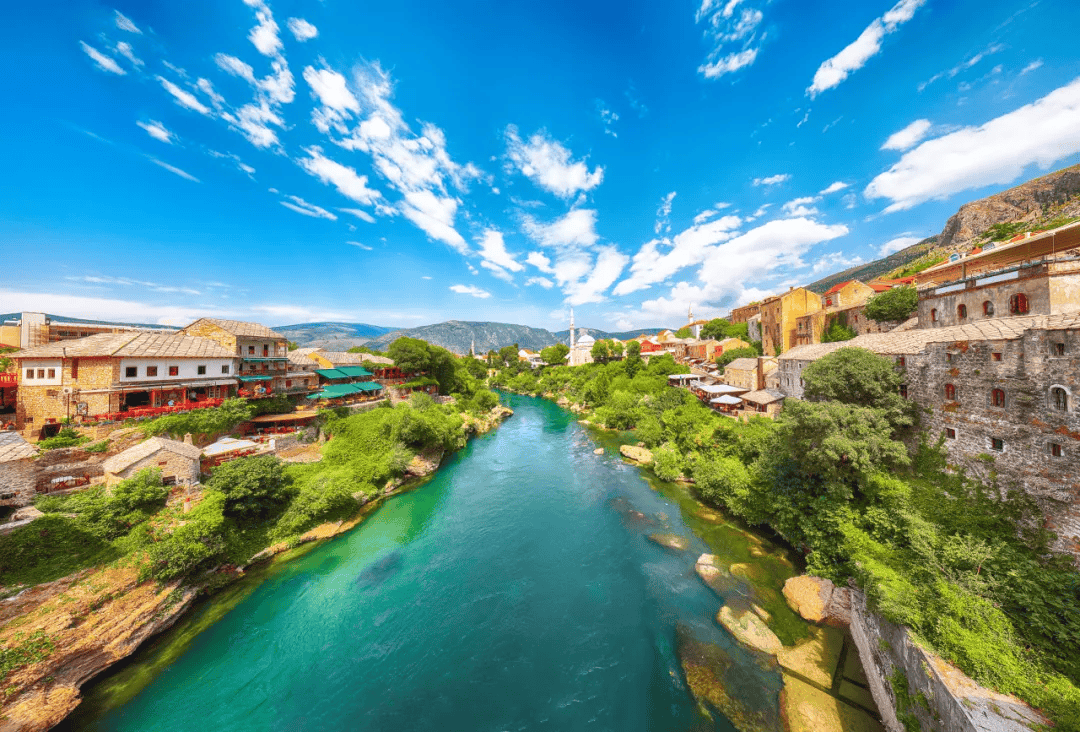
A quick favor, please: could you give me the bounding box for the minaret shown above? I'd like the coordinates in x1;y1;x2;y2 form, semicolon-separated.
569;308;576;350
470;337;475;357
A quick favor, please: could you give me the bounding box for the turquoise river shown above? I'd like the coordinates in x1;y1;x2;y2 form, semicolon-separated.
58;394;859;732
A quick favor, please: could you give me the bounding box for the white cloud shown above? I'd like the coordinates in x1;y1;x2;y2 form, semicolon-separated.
563;246;629;305
287;17;318;41
877;235;923;256
866;77;1080;212
753;173;790;186
522;209;599;249
820;181;849;195
526;277;554;289
655;191;676;234
157;76;211;115
1020;59;1043;76
114;11;141;34
421;276;433;280
807;0;926;97
696;1;766;79
148;158;199;182
477;229;524;276
216;53;256;83
115;41;143;68
811;251;863;275
346;241;373;250
304;66;360;113
248;4;282;56
340;208;377;223
751;203;772;218
614;215;742;296
505;126;604;198
881;119;932;151
782;196;820;215
526;251;554;273
450;284;492;299
597;101;619;137
137;120;173;144
919;42;1007;91
224;102;282;148
280;195;337;220
79;42;125;75
400;190;469;254
298;146;383;206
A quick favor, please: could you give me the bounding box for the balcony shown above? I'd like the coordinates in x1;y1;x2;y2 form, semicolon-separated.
0;373;16;387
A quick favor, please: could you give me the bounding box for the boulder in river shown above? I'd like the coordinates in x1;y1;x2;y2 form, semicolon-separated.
717;603;783;656
694;554;732;596
648;533;689;551
782;576;851;628
619;444;653;464
593;447;604;455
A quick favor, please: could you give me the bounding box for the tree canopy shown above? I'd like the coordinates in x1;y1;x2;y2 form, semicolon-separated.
864;286;918;322
700;318;750;341
590;339;623;363
540;343;569;365
801;347;913;430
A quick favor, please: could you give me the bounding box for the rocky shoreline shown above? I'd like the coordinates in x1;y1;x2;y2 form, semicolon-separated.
0;404;513;731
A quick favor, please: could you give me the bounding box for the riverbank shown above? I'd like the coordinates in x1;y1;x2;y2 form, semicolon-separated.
0;403;513;731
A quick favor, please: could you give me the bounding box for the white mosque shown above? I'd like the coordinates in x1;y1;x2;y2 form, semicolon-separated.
566;308;595;366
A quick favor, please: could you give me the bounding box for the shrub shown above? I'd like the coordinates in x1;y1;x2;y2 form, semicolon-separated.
652;443;683;482
38;428;89;450
206;456;290;517
864;286;918;322
272;475;359;540
143;492;227;581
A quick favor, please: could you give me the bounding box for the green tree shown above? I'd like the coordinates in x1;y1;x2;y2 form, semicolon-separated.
540;343;569;365
462;354;489;380
590;339;613;363
207;455;289;517
387;337;432;374
821;314;857;343
498;344;520;368
802;347;913;429
623;341;643;377
286;341;299;351
674;326;692;338
864;286;918;322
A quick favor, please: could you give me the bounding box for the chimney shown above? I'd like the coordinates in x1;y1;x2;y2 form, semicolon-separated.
183;433;194;445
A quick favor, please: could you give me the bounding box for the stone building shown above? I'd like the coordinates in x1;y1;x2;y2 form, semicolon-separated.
102;436;202;486
0;312;173;350
759;287;822;356
722;357;776;392
778;313;1080;557
821;280;878;309
729;303;761;324
0;431;39;506
182;319;289;398
12;332;237;434
747;313;762;344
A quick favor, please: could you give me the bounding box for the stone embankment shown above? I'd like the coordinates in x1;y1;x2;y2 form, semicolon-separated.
0;404;513;731
786;576;1048;732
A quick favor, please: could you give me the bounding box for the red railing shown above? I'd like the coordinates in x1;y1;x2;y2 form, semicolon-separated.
98;397;225;422
0;373;16;387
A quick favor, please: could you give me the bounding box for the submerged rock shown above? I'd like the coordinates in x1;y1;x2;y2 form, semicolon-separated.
781;673;883;732
619;444;653;464
694;554;733;596
729;562;769;584
782;576;851;628
717;603;783;656
648;533;689;551
593;447;604;455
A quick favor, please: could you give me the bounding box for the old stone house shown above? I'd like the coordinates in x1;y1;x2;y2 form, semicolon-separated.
729;303;761;324
12;332;238;434
0;431;39;506
778;313;1080;557
822;280;877;309
759;287;822;356
182;319;289;398
738;389;786;418
722;357;766;391
102;436;202;487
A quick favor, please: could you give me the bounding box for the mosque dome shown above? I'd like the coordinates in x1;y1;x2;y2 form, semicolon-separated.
577;333;595;346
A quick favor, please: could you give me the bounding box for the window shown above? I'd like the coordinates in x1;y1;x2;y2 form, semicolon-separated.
945;428;956;439
899;384;908;399
898;356;906;367
47;368;55;379
983;301;994;316
991;389;1005;408
1052;387;1068;411
25;368;33;379
146;366;158;377
125;366;137;378
71;359;79;379
1051;443;1063;457
168;366;179;377
286;380;292;387
1009;293;1029;315
944;383;957;400
1053;342;1065;356
991;437;1004;451
36;369;45;378
958;304;968;319
248;345;255;355
262;345;269;357
197;365;207;375
931;308;938;322
992;352;1002;362
222;365;230;374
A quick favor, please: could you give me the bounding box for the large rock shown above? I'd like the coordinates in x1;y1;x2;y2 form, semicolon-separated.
783;576;850;628
717;603;783;656
648;533;689;551
619;444;653;464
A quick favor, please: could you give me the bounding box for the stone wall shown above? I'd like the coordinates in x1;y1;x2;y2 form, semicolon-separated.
849;589;1047;732
107;451;198;486
0;459;38;506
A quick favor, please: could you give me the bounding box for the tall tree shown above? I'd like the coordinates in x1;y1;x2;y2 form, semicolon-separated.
540;343;569;365
801;347;913;429
387;337;432;374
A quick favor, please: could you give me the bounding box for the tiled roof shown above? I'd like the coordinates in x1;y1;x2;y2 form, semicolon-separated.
318;350;394;366
0;431;38;463
287;349;319;366
741;389;785;405
13;332;235;360
188;318;285;340
780;313;1080;361
824;280;853;296
102;437;201;473
725;358;759;371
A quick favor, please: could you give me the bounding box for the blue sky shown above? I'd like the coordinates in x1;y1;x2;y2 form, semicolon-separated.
2;0;1079;332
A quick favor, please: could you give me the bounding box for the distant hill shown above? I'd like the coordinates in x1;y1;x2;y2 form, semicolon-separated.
361;321;668;354
805;237;937;294
273;322;397;350
0;313;179;330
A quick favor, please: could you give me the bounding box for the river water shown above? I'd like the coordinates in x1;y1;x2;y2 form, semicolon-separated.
62;394;807;732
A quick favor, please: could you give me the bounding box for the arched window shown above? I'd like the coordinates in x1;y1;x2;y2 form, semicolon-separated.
983;301;994;316
958;304;968;319
1052;387;1068;411
992;389;1005;408
931;308;938;322
945;383;956;401
1009;293;1029;315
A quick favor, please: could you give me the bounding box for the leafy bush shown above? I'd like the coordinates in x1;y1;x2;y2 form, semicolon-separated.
83;439;111;453
206;455;289;517
38;427;89;450
143;492;227;581
652;443;683;482
864;286;918;322
142;398;255;440
272;475;359;540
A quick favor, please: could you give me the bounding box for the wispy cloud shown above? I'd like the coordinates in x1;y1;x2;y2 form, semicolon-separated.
137;120;173;144
157;76;211;115
148;158;200;182
450;284;492;299
79;41;125;75
340;208;376;223
1020;59;1043;75
114;11;141;34
819;181;849;195
596;100;619;137
655;191;676;234
526;277;554;289
287;17;318;41
877;234;923;256
807;0;927;97
346;241;373;250
280;195;337;220
919;42;1007;91
881;119;932;151
696;0;767;79
753;173;790;186
505;126;604;198
476;229;524;281
115;41;143;68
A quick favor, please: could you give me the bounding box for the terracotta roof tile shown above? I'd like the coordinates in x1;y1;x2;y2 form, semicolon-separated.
0;431;38;463
188;318;285;340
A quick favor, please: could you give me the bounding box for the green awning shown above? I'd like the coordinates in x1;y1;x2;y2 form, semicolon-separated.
306;382;384;399
336;366;374;378
352;381;382;391
238;375;272;382
315;368;350;380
